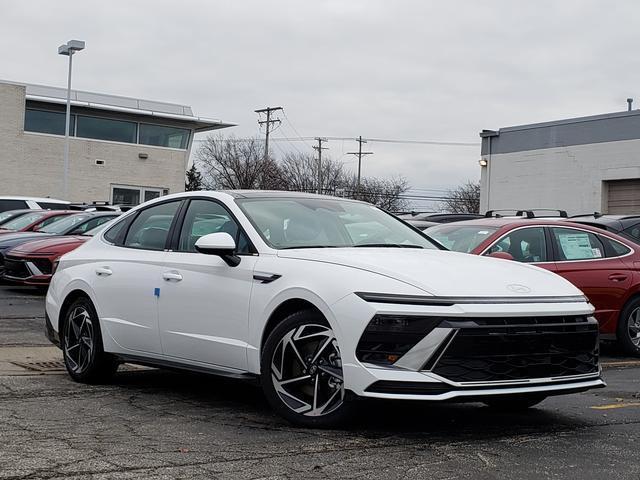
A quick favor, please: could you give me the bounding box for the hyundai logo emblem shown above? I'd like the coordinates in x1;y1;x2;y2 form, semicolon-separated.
507;284;531;294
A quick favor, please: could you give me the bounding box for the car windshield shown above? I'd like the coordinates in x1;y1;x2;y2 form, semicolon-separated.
237;197;438;250
0;210;27;225
38;214;90;234
427;224;499;253
0;211;48;231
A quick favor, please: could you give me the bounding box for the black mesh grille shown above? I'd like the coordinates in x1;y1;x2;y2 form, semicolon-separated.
3;257;31;279
432;316;599;382
30;258;52;275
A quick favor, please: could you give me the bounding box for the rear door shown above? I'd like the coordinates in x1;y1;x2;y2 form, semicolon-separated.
549;226;632;330
483;226;557;273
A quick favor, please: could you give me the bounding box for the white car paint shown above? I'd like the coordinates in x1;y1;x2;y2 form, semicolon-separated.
46;191;604;404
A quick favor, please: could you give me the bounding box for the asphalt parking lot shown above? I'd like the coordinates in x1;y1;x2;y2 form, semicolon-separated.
1;286;640;479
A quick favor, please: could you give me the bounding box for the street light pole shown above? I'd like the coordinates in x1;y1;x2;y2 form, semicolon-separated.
58;40;85;200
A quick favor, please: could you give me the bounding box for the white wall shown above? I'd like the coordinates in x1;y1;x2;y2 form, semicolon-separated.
479;138;640;215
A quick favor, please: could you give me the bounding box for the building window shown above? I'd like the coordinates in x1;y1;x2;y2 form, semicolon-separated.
139;124;190;149
76;116;137;144
112;185;167;206
24;109;75;136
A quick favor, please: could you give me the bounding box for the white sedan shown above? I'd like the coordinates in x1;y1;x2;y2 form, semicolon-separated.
45;191;604;427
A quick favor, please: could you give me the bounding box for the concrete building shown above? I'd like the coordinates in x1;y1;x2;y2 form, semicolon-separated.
479;109;640;215
0;80;232;204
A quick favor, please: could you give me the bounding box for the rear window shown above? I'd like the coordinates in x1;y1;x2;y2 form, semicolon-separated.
36;201;69;210
0;199;29;212
427;225;499;253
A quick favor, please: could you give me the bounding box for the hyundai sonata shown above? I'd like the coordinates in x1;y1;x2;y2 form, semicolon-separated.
46;191;604;427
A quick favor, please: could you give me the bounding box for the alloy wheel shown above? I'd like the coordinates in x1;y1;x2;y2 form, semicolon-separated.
628;307;640;347
64;306;95;374
270;324;344;417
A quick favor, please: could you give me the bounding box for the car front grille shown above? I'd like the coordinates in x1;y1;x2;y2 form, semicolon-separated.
430;316;599;383
3;257;31;279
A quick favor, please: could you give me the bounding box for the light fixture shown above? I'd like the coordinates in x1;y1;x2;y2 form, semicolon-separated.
138;153;149;160
479;158;488;167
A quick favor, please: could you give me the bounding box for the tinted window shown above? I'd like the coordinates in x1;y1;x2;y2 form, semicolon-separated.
24;109;75;136
0;211;48;231
486;227;547;263
76;116;137;143
551;228;604;261
178;199;250;254
0;200;29;212
139;124;190;149
623;223;640;241
600;236;632;257
124;201;180;250
103;219;127;244
36;201;69;210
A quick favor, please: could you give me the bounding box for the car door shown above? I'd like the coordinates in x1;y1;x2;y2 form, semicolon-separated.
91;200;182;355
158;198;257;370
549;226;632;328
483;226;557;273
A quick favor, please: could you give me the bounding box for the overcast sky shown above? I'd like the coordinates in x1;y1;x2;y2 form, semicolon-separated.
3;1;640;207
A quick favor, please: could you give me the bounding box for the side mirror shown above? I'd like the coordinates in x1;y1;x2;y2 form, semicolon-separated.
194;232;240;267
487;251;515;261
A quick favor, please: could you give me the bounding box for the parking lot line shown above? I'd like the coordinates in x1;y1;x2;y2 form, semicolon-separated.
591;402;640;410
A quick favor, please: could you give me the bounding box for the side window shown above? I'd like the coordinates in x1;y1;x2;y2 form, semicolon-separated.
124;201;180;250
0;199;28;212
551;228;605;261
486;227;547;263
622;223;640;242
103;219;127;244
178;199;251;254
71;216;115;234
600;235;632;258
36;202;68;210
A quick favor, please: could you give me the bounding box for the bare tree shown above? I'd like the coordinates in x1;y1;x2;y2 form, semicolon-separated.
440;180;480;213
279;152;346;193
196;134;282;190
345;176;410;212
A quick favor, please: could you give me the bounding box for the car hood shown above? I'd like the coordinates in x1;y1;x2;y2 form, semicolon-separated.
8;235;87;255
0;232;52;250
277;248;583;298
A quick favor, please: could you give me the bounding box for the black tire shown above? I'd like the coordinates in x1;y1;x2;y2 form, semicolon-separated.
260;310;355;428
61;296;119;383
617;297;640;356
483;394;546;411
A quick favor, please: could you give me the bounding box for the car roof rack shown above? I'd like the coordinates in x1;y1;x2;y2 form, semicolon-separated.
484;209;568;219
570;212;604;219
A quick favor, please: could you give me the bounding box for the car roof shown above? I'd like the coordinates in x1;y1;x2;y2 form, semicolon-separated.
0;196;69;203
219;190;365;202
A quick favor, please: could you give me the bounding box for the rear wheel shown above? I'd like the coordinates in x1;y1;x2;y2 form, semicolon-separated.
617;297;640;356
61;297;118;383
483;394;546;411
261;310;353;427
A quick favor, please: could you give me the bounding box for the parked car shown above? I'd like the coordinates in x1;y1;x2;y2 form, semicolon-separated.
0;212;119;276
46;191;603;427
570;213;640;246
427;218;640;355
0;196;69;214
399;212;483;223
0;210;77;234
0;209;39;227
2;222;113;286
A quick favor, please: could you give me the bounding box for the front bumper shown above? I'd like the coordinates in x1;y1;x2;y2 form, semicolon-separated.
334;293;605;400
2;254;52;285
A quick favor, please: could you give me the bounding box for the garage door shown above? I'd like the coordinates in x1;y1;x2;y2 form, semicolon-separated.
607;179;640;214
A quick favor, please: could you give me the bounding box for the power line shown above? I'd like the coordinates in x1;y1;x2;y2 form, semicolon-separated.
193;136;479;147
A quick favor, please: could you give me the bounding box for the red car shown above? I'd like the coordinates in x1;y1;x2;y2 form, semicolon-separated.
428;218;640;355
0;210;76;233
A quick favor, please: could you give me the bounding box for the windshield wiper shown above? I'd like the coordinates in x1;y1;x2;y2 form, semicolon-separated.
354;243;424;249
279;245;340;250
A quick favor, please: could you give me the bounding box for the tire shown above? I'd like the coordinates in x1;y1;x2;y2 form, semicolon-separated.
260;310;354;428
617;297;640;356
61;296;119;383
483;394;546;411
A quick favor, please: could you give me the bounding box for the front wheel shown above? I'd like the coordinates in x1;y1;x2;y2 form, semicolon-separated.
617;298;640;356
62;297;118;383
260;310;354;427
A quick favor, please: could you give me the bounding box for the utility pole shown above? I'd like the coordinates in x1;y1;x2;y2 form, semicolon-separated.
347;136;373;197
254;106;283;162
313;138;328;194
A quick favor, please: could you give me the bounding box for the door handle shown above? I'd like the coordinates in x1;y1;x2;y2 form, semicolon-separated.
95;267;112;277
608;273;628;282
162;272;183;282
